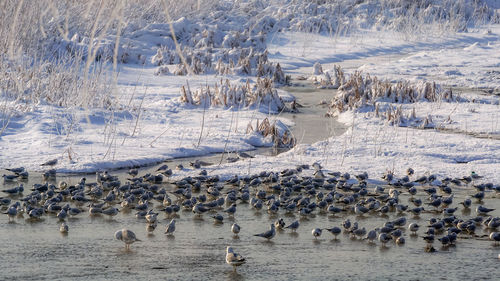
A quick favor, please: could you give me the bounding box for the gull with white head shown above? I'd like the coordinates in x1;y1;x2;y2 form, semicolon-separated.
226;246;246;273
312;228;322;239
231;223;241;236
60;222;69;234
490;232;500;245
115;228;140;250
146;221;158;234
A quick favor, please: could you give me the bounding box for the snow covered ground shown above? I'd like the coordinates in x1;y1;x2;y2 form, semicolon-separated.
192;27;500;183
0;70;293;172
268;28;500;91
1;0;500;185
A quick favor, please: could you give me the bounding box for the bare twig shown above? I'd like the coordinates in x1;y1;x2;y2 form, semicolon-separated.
196;89;207;148
149;124;171;147
219;110;235;165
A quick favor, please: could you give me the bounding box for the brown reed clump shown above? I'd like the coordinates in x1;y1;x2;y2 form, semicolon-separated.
327;71;456;117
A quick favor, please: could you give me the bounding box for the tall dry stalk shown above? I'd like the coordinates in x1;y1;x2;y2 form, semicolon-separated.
219;110;235;165
196;92;208;148
7;0;24;59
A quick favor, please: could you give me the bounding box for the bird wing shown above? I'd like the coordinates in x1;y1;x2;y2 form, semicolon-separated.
227;252;246;265
125;230;137;240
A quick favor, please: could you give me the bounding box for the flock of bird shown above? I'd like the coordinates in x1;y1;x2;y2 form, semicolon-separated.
2;161;500;272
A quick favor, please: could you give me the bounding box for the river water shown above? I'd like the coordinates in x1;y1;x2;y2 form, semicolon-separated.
1;175;499;280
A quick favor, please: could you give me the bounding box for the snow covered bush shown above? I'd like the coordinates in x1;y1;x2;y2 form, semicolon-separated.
272;0;499;35
327;70;458;117
180;78;287;113
309;64;345;89
155;65;171;76
372;103;438;128
313;62;324;75
246;117;295;148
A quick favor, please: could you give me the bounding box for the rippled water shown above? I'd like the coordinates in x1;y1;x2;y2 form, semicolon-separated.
1;170;499;281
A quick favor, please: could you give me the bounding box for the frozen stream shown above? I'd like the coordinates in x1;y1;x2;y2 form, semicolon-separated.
1;82;499;281
1;174;499;280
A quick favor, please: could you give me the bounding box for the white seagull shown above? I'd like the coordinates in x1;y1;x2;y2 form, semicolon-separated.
312;228;322;239
274;218;285;230
102;207;119;217
60;222;69;234
490;232;500;245
146;221;158;233
231;223;241;235
378;233;392;246
115;228;140;249
408;223;419;235
226;246;246;273
364;229;378;243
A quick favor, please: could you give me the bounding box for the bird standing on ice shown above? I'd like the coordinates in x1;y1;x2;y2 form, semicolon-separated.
226;246;246;273
254;224;276;240
60;222;69;234
165;219;176;235
285;220;300;232
312;228;322;239
231;223;241;236
41;158;58;166
115;228;140;250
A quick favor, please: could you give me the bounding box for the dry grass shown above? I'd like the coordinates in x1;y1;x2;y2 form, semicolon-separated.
325;67;462;128
327;69;456;117
159;46;290;85
0;54;114;108
180;77;295;148
180;78;287;112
